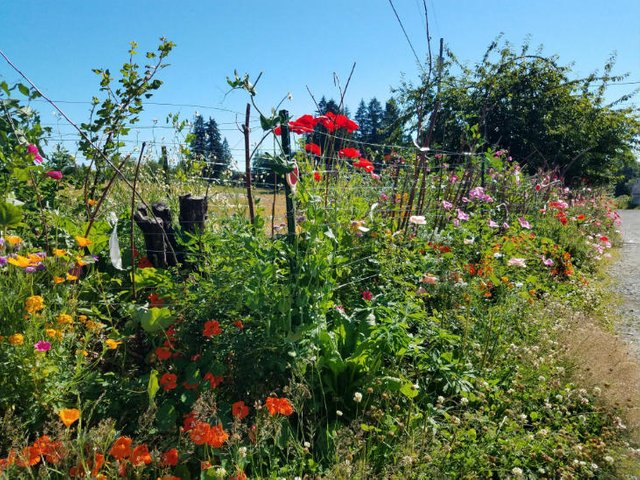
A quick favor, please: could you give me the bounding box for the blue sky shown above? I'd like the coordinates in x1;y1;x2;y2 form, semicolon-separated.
1;0;639;166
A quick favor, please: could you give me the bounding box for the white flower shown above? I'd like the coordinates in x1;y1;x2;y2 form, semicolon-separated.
354;392;363;403
604;455;614;464
214;467;227;479
238;446;247;458
366;313;376;326
511;467;523;477
507;257;527;268
436;396;445;404
460;397;469;406
336;410;343;416
409;215;426;225
303;441;311;448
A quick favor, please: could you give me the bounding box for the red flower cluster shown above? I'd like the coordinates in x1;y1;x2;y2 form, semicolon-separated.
0;435;65;470
265;396;294;416
274;113;359;135
338;147;361;158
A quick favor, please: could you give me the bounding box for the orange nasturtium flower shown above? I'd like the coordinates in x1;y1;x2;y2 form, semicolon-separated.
208;423;229;448
75;236;92;247
265;397;294;416
53;276;65;284
109;436;133;460
9;333;24;345
25;295;45;314
59;408;80;427
66;273;78;281
130;444;152;466
52;248;67;257
189;422;211;446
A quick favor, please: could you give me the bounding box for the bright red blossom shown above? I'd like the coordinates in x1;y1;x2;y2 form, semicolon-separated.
338;147;361;158
203;372;224;389
130;444;152;466
203;320;223;337
109;436;132;460
232;400;250;419
353;158;374;173
313;171;322;182
304;143;321;155
159;372;178;391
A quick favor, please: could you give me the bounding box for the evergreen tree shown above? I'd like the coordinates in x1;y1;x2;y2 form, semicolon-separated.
189;114;206;160
366;98;384;145
354;99;368;142
204;117;225;179
221;138;233;170
381;98;404;145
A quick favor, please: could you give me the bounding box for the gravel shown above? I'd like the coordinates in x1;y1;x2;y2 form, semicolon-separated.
610;210;640;359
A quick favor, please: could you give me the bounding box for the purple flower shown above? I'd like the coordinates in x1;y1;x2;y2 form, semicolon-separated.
488;219;499;228
0;256;6;266
518;217;532;229
542;257;554;266
380;193;389;202
502;222;510;229
24;266;37;273
450;175;459;184
457;209;469;221
442;200;453;210
34;340;51;352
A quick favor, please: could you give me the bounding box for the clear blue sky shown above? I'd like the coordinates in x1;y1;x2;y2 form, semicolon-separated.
1;0;639;166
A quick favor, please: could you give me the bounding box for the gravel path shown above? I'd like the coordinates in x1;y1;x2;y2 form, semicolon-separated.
611;210;640;359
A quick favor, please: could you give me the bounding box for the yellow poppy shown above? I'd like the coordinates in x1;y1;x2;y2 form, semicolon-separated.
105;339;122;350
66;273;78;281
75;236;92;247
5;235;22;246
8;255;31;268
53;276;65;284
9;333;24;345
52;248;67;257
58;408;80;427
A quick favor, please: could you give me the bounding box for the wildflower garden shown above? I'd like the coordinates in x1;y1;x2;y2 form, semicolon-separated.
0;40;638;479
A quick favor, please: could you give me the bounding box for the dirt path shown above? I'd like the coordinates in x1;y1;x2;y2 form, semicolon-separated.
611;210;640;360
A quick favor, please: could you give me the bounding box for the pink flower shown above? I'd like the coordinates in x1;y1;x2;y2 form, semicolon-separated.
409;215;426;225
34;340;52;352
371;173;381;180
518;217;531;229
442;200;453;210
488;219;499;228
535;184;542;192
361;290;373;301
449;175;459;184
45;171;63;181
28;144;43;164
457;209;469;221
507;258;527;268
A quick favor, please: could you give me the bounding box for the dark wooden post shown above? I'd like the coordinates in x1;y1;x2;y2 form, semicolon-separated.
133;202;180;268
242;103;256;224
179;194;208;234
279;109;296;241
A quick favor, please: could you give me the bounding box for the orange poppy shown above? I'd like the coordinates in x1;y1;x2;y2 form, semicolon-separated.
59;408;80;427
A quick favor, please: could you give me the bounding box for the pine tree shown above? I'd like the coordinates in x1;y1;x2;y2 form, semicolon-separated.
381;98;404;145
354;99;368;143
366;98;384;145
190;114;206;160
204;117;225;179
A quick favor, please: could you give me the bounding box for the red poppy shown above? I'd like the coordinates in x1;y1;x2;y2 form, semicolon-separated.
353;158;374;173
233;319;244;330
304;143;321;155
338;147;361;158
313;171;322;182
318;112;359;133
203;320;223;337
232;400;250;419
361;290;373;301
273;125;282;135
159;373;178;391
148;293;165;306
335;114;359;133
289;114;319;134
